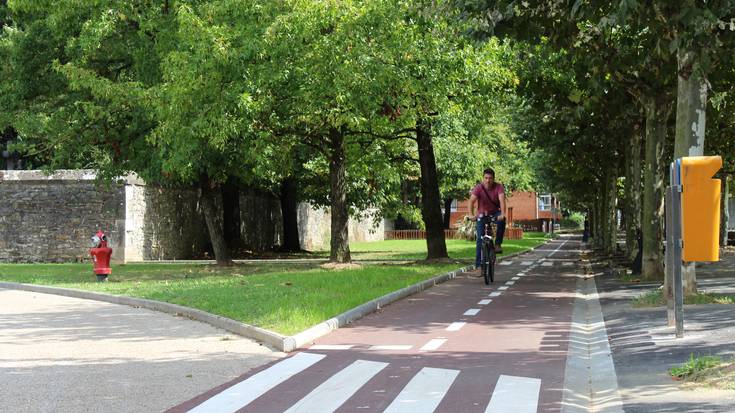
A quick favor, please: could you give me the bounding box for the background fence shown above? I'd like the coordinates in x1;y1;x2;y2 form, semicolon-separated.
385;227;523;240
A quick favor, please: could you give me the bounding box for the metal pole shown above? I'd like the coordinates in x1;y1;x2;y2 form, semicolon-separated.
665;186;675;327
671;162;685;337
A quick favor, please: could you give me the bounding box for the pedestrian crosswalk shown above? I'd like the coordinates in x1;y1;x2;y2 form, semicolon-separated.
186;353;542;413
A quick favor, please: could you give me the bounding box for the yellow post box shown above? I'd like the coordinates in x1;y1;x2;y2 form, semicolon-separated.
680;156;722;262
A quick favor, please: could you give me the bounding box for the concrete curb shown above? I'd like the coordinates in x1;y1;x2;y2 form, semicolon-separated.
0;240;549;352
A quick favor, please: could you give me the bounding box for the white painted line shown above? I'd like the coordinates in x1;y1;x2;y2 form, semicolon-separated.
497;286;508;291
505;281;515;286
521;261;533;266
369;345;413;351
478;299;492;305
500;261;513;266
563;262;574;266
310;344;354;350
485;375;541;413
489;292;502;297
384;367;460;413
463;308;481;316
284;359;388;413
541;262;553;267
516;272;525;276
446;322;466;332
512;276;520;280
187;352;325;413
420;339;447;351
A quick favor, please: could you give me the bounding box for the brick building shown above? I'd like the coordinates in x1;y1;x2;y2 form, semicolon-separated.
448;191;561;231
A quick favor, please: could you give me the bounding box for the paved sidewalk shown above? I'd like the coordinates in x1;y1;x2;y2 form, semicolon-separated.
596;249;735;413
0;289;283;413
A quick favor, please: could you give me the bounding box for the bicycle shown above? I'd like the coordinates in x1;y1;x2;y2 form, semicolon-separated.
479;216;497;285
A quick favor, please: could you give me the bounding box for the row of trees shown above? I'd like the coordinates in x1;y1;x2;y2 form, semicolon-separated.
457;1;735;294
0;0;534;264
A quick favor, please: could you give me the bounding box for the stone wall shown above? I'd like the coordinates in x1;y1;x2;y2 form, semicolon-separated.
297;204;384;251
0;170;125;262
0;170;385;262
239;189;282;251
124;182;209;261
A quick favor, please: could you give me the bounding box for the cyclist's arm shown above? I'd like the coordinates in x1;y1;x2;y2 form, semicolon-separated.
469;194;478;219
498;193;506;220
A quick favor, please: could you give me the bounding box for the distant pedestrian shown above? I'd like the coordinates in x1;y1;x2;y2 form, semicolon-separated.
583;217;590;243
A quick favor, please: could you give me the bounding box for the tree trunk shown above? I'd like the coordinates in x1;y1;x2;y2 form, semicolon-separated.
417;118;448;260
625;128;643;261
605;170;618;256
443;198;453;229
329;127;351;263
721;175;730;247
593;193;603;250
641;96;671;280
200;177;232;265
280;177;301;252
674;48;707;295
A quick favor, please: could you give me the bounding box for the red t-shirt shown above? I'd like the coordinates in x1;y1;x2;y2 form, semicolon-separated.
472;183;504;215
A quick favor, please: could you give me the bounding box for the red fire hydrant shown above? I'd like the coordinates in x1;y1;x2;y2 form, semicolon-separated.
90;230;112;282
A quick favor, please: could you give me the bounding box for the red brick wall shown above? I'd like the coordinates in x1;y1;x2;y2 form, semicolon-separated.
506;191;538;221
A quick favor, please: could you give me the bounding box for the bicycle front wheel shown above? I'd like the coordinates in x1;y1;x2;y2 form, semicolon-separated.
488;248;495;283
482;243;491;285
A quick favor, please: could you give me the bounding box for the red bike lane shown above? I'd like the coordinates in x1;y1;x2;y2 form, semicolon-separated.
170;237;583;413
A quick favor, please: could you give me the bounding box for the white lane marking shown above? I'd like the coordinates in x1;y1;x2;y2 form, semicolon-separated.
463;309;481;316
384;367;460;413
521;261;533;266
485;375;541;413
310;344;353;350
284;360;388;413
500;261;513;266
505;281;515;286
446;322;466;332
420;339;447;351
369;345;412;351
489;292;502;297
512;276;520;280
563;262;574;266
516;272;525;276
187;352;325;413
478;299;492;305
497;286;509;291
541;261;553;267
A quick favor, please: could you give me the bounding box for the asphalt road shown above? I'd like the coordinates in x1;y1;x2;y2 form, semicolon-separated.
172;237;587;413
0;289;283;413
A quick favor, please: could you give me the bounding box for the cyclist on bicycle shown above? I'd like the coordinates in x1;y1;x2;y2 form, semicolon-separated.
467;168;506;270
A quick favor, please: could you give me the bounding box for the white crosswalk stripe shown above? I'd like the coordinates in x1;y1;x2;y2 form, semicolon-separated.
541;261;553;267
420;338;447;351
188;354;543;413
383;367;460;413
187;352;325;413
485;375;541;413
500;261;513;265
563;262;574;266
284;360;388;413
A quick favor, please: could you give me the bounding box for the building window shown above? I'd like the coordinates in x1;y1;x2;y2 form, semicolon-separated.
450;199;458;212
538;194;551;211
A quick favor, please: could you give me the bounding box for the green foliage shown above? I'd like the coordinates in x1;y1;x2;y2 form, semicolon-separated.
560;212;584;229
670;354;722;380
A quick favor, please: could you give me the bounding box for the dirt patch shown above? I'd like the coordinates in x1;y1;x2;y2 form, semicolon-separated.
320;262;363;270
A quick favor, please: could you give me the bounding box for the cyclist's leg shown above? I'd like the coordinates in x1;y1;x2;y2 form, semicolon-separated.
493;211;506;251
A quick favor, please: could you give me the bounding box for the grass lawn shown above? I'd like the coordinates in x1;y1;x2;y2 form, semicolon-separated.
0;232;549;335
346;231;551;261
